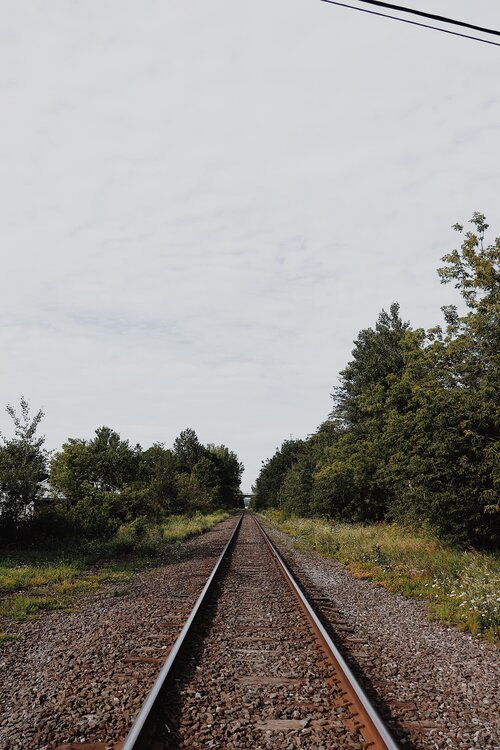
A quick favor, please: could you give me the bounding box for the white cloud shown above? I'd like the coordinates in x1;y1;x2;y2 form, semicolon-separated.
1;0;499;489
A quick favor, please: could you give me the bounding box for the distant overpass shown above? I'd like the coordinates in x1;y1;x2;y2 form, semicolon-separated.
241;494;255;508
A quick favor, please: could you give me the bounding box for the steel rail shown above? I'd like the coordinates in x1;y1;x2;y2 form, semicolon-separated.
254;515;400;750
121;511;244;750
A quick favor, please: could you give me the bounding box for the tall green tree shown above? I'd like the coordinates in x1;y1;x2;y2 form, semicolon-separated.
137;443;179;515
333;302;410;427
253;439;307;510
313;304;412;522
254;212;498;548
385;213;499;545
191;457;221;510
49;427;141;538
173;428;205;473
51;426;140;501
0;397;48;532
206;444;244;508
278;452;315;516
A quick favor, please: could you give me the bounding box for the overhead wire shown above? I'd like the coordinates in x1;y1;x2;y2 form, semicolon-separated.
320;0;500;48
343;0;500;38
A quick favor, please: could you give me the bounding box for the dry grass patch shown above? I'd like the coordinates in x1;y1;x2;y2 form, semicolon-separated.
0;511;231;623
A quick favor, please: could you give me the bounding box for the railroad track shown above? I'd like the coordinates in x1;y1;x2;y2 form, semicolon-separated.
117;512;399;750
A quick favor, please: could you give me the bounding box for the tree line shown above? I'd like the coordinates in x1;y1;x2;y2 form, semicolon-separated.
0;410;244;544
254;213;499;549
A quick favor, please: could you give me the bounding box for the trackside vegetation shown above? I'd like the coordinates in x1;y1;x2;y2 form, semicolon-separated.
254;214;499;549
254;214;499;637
262;511;499;640
0;511;229;628
0;413;242;630
0;415;243;546
108;511;230;554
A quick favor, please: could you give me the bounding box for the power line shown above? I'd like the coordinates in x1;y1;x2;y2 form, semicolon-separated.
320;0;500;48
346;0;500;38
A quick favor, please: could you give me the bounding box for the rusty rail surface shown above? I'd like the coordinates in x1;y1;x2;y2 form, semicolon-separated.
120;512;244;750
120;511;399;750
254;515;400;750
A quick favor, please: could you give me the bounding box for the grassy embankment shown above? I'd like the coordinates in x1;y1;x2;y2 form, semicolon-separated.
262;510;499;642
0;511;229;636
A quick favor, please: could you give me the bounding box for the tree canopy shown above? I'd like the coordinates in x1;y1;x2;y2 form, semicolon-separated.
254;214;499;548
0;417;244;544
0;398;48;530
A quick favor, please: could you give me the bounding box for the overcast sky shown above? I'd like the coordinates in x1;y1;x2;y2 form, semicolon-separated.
1;1;499;491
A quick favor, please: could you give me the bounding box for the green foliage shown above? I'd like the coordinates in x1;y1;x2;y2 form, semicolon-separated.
439;212;499;314
0;593;65;621
263;511;499;641
382;214;499;546
191;457;221;506
0;415;243;545
0;398;48;533
173;428;205;473
253;439;308;510
255;214;499;550
107;511;231;556
138;444;179;514
206;444;245;508
0;561;79;591
0;511;230;623
46;427;242;540
278;453;315;517
51;427;140;501
317;303;412;522
332;302;410;427
161;511;230;542
174;472;211;514
108;518;164;556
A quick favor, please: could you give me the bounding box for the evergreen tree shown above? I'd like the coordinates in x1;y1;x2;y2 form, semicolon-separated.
173;428;205;473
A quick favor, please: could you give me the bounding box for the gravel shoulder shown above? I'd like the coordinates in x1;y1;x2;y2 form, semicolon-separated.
263;523;499;750
0;515;239;750
161;513;372;749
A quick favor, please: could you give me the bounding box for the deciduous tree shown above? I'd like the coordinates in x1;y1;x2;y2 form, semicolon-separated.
0;397;48;533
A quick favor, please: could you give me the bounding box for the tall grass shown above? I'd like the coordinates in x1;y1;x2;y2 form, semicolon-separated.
262;510;499;641
0;562;80;592
162;511;230;541
0;511;230;625
109;511;230;554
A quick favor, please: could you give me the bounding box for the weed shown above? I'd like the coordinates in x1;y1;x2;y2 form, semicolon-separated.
262;510;499;641
161;512;230;543
0;563;81;592
106;511;230;556
0;633;18;645
0;511;230;623
112;587;131;597
0;594;66;621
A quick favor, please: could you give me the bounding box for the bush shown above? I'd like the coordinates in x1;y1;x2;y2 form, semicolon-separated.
106;511;230;557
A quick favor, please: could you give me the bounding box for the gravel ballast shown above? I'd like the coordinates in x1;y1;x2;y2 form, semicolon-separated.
1;513;498;750
264;523;499;750
0;516;239;750
159;513;375;749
